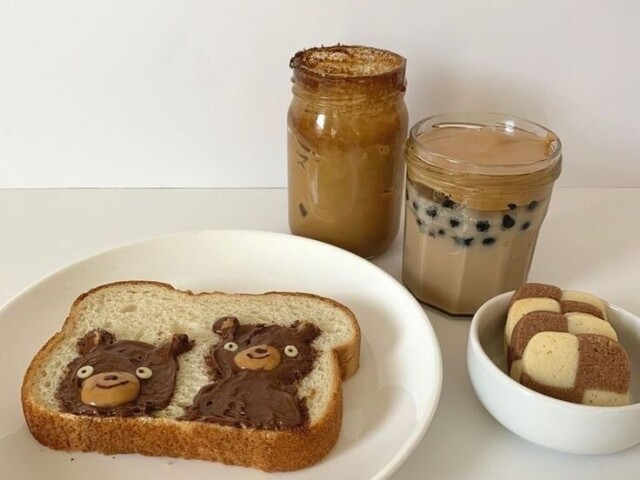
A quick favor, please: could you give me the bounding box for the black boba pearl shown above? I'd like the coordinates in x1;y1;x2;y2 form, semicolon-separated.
482;237;496;246
454;237;474;247
502;214;516;230
412;200;419;210
449;218;460;228
405;189;409;201
442;197;457;209
508;203;517;211
476;220;490;232
521;221;531;231
528;200;538;211
426;205;438;218
416;217;423;226
438;229;445;236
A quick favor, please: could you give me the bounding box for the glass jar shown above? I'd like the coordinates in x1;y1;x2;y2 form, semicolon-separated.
403;113;562;315
287;45;408;258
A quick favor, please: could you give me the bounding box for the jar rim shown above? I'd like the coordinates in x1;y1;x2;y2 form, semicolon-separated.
408;112;562;175
290;44;406;80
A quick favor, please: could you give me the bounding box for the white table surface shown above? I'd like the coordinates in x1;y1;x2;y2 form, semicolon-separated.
1;187;639;479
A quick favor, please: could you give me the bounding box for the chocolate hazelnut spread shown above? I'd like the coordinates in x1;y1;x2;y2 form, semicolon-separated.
56;329;193;417
183;317;320;429
402;113;562;315
288;45;408;258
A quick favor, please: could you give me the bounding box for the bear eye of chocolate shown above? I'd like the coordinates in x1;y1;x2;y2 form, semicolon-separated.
135;367;153;379
284;345;298;358
76;365;94;379
224;342;238;352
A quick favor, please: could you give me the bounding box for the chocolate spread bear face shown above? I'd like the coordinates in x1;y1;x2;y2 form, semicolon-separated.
183;317;320;429
208;316;320;383
56;329;193;417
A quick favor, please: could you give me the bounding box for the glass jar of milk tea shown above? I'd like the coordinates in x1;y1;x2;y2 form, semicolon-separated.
288;45;408;258
403;113;562;315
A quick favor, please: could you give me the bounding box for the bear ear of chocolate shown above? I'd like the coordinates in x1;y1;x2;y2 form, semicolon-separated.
170;333;194;356
155;333;195;359
76;329;115;356
293;321;321;344
212;316;240;337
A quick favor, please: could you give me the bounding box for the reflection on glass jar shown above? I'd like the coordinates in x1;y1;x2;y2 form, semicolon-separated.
403;113;562;315
287;45;408;258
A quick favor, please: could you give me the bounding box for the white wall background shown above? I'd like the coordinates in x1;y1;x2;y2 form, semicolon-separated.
0;0;638;188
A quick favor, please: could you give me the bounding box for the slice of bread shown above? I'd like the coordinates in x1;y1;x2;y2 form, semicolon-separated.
21;281;361;471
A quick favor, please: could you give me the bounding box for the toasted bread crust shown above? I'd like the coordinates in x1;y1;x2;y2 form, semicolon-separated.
23;358;342;471
21;281;357;471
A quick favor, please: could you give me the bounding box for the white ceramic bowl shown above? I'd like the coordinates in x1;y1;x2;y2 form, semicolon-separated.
467;291;640;454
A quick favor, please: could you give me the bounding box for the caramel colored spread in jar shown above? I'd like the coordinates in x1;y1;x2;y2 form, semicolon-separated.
403;113;562;315
288;45;408;258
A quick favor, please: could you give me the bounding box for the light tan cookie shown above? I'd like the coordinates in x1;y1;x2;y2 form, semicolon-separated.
520;332;631;406
508;312;617;381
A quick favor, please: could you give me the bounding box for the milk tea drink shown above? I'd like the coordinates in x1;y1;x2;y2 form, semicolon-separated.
402;113;562;315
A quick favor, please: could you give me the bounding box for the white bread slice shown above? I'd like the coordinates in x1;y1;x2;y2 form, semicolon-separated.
21;281;361;471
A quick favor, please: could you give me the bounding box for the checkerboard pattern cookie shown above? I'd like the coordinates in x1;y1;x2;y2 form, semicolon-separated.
504;284;631;406
520;332;631;406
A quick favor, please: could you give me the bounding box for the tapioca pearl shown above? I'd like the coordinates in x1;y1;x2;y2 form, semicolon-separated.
426;205;438;218
521;221;531;231
482;237;496;246
416;217;423;226
502;214;516;230
508;203;517;211
454;237;474;247
449;218;461;228
442;197;457;209
528;200;538;211
476;220;490;232
405;189;409;201
412;200;419;211
438;229;445;236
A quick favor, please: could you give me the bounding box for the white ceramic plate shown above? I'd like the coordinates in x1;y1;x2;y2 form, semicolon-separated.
0;230;442;480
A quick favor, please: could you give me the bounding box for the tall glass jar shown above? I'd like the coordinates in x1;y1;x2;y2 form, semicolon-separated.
403;113;562;315
288;45;408;258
